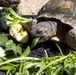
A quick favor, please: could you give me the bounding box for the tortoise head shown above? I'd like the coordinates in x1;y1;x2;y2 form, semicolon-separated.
31;21;57;42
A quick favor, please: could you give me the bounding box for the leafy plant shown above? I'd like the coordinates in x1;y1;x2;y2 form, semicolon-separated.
0;6;76;75
0;7;30;31
0;45;76;75
31;37;40;48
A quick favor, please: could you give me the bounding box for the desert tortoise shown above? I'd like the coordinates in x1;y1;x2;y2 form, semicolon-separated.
30;0;76;50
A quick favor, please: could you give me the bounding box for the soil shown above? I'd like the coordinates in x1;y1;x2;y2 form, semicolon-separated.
17;0;49;17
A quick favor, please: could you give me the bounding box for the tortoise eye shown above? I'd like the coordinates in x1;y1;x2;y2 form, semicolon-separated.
36;29;42;34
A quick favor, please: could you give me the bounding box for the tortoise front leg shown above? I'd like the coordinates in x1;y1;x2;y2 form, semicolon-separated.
66;28;76;50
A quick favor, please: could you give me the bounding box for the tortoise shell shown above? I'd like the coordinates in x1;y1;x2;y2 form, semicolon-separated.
37;0;76;28
30;0;76;50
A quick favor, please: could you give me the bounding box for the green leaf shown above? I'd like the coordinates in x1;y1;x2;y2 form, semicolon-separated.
0;64;14;70
5;40;17;56
31;37;40;48
0;34;8;46
16;72;22;75
74;72;76;75
6;65;19;75
16;44;22;55
23;63;39;69
22;69;29;75
5;39;13;45
21;46;30;57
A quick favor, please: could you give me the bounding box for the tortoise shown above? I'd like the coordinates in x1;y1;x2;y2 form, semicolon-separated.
27;0;76;50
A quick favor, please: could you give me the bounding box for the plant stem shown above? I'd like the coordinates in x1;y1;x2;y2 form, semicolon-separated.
0;57;40;66
56;43;64;56
36;55;69;75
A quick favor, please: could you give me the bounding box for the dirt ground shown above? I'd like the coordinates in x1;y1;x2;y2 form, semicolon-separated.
17;0;49;16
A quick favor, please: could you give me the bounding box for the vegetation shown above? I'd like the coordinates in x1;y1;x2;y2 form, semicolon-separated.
0;7;31;43
0;7;76;75
0;7;30;31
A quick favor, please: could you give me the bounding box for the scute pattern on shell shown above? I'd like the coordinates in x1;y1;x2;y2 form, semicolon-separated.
37;0;76;28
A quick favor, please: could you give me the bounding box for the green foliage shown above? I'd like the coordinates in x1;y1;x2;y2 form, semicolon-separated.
0;64;14;70
16;44;22;55
20;46;30;57
31;37;40;48
0;7;76;75
5;40;17;56
0;34;8;46
0;50;76;75
0;33;76;75
0;7;31;31
56;43;64;56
